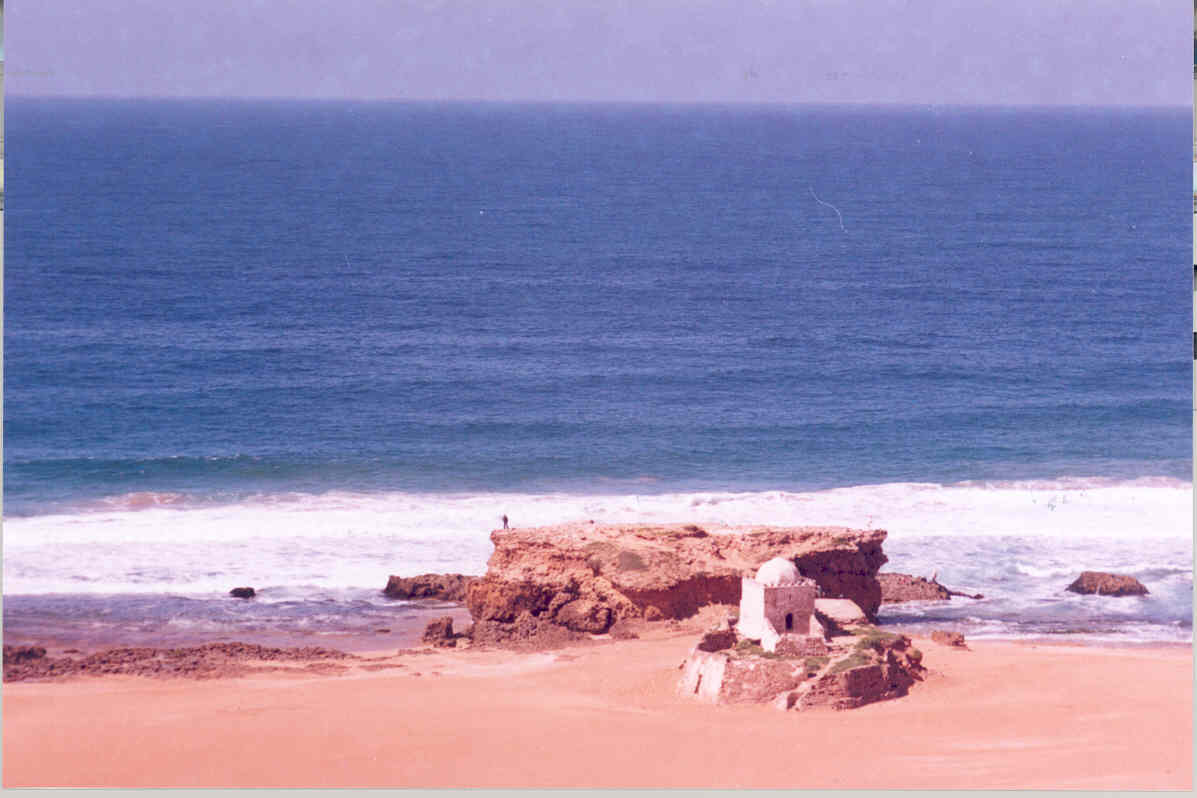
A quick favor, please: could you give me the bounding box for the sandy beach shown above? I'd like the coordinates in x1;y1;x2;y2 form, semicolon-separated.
3;626;1191;789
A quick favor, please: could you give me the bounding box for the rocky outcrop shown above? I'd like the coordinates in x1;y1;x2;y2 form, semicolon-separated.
3;645;47;665
465;611;586;650
421;616;458;647
879;573;951;602
229;587;256;599
464;523;888;642
791;658;921;711
813;598;869;635
697;629;737;652
931;630;967;648
608;619;640;640
3;642;353;682
1066;571;1149;597
795;629;924;711
554;599;613;633
878;572;983;602
680;626;924;711
383;573;478;602
713;655;814;703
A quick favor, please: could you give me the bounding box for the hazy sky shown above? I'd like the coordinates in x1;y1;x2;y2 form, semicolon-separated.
5;0;1189;105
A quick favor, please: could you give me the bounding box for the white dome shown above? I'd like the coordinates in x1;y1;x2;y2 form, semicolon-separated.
754;557;800;586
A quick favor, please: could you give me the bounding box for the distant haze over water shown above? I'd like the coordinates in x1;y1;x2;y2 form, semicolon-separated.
5;1;1186;107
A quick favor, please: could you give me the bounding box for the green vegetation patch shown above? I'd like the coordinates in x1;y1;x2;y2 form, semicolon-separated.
828;652;875;674
733;639;783;660
851;627;902;652
616;549;647;571
803;655;830;673
734;639;764;655
583;542;617;575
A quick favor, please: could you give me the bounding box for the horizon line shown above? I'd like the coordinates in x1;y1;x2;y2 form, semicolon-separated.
4;91;1189;112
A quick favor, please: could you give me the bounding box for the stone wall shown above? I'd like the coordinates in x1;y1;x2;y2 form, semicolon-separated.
763;584;815;636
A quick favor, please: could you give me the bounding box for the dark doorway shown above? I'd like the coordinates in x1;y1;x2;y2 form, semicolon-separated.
785;612;794;631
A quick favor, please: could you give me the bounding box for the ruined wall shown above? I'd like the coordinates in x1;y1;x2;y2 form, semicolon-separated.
763;584;815;636
678;650;729;702
738;578;816;648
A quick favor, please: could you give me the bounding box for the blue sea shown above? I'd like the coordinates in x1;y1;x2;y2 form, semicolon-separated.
3;98;1191;649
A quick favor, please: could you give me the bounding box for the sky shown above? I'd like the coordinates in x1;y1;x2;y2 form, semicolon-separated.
4;0;1190;106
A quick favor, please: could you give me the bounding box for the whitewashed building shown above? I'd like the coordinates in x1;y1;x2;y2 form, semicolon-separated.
736;557;819;652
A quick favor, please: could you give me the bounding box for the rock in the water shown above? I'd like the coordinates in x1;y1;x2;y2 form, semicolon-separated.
421;616;457;647
930;630;967;648
383;573;477;602
464;523;888;639
229;587;256;599
878;573;952;602
878;572;983;602
1066;571;1148;597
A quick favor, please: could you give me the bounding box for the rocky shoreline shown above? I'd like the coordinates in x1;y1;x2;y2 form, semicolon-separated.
6;517;1161;686
3;642;356;682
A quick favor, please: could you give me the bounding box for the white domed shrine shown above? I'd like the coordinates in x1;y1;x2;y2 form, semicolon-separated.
736;557;818;652
754;557;801;586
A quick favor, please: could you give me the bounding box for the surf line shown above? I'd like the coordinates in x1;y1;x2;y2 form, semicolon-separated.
809;187;846;233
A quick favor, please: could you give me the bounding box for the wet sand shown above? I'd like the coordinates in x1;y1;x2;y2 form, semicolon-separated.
2;629;1190;789
0;601;474;656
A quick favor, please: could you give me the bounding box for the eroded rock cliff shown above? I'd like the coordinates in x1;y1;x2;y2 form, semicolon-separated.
465;523;887;638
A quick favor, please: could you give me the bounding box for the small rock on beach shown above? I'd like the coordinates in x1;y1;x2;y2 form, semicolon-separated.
930;630;967;648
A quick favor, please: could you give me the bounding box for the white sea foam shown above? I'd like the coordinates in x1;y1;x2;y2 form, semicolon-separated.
1013;562;1073;579
2;477;1191;596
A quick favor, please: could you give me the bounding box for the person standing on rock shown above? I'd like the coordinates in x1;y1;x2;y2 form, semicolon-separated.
502;514;508;529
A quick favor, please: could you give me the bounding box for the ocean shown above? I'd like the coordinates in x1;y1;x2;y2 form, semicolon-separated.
3;98;1191;648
